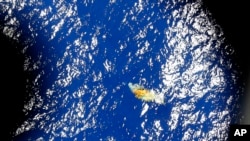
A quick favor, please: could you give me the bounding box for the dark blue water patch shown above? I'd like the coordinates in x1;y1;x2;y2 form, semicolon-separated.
13;128;47;141
99;93;143;140
148;104;171;121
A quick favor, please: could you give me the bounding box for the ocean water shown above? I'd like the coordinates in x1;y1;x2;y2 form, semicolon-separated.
0;0;242;140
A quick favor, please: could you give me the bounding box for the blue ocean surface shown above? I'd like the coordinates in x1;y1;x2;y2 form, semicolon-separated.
0;0;243;140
